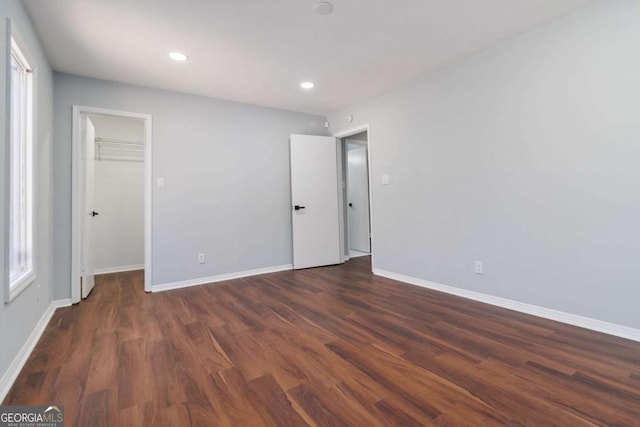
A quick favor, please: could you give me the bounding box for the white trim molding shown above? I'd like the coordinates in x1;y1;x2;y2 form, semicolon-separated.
52;298;73;309
0;299;69;402
71;105;153;302
94;264;144;275
152;264;293;293
332;123;375;270
374;269;640;343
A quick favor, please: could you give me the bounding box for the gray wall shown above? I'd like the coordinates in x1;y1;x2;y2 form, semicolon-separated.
328;0;640;329
0;1;54;384
53;74;326;297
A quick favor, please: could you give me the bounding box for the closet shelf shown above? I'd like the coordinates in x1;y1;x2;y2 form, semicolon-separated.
95;136;144;161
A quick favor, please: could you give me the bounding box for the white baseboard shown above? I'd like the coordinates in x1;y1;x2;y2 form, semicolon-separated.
374;269;640;343
52;298;73;309
94;264;144;275
0;298;70;402
152;264;293;293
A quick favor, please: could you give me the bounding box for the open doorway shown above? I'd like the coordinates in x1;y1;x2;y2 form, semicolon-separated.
335;126;373;264
344;132;371;258
89;114;145;273
71;106;152;303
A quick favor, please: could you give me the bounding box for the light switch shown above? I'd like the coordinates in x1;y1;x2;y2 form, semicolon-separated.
157;177;165;189
381;174;390;185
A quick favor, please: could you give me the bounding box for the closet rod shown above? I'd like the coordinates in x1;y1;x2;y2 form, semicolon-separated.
95;136;144;146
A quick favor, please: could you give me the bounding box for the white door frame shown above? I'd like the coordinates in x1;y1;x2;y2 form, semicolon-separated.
333;124;374;270
71;105;153;303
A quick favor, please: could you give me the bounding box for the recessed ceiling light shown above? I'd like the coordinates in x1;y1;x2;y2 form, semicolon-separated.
169;52;188;61
300;81;315;90
314;2;334;16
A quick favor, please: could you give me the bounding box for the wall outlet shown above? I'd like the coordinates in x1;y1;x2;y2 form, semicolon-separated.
157;177;165;189
475;261;483;274
198;253;206;264
381;174;390;185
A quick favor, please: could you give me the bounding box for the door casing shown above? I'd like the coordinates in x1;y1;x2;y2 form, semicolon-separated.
333;124;374;270
71;105;153;303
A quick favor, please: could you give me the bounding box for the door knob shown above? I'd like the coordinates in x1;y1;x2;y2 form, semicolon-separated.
91;211;99;217
294;205;306;211
348;203;353;207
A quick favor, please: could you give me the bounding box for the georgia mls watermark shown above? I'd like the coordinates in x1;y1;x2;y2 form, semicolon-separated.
0;406;64;427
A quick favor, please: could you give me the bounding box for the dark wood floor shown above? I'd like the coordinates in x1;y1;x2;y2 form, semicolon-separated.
4;257;640;426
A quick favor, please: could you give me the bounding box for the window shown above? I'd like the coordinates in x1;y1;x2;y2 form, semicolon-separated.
7;37;35;302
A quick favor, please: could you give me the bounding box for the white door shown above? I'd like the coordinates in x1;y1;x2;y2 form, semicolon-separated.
347;144;371;253
290;134;342;269
81;115;97;298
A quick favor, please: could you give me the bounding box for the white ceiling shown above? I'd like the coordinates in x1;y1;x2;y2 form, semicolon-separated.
23;0;593;115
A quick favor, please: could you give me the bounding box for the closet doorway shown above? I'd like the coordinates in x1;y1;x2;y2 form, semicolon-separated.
335;126;373;263
346;133;371;257
71;106;152;302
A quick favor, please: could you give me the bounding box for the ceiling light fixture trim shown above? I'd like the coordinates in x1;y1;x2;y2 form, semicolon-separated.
314;2;334;16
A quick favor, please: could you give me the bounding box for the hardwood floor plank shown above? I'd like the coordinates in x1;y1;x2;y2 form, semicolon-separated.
209;367;277;426
249;374;309;427
3;257;639;426
288;382;384;427
117;338;153;409
159;404;191;427
4;368;60;405
325;340;443;420
373;399;425;427
47;380;83;427
117;401;156;426
148;339;186;407
83;333;118;394
78;389;118;427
